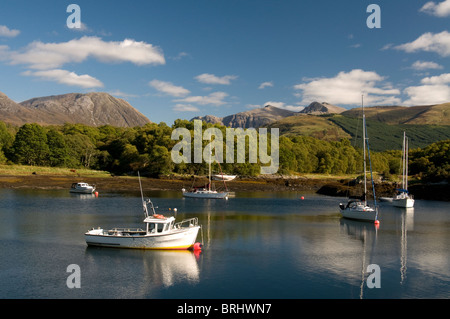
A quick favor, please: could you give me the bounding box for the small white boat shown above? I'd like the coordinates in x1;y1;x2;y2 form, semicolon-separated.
381;132;415;208
182;186;228;199
85;175;202;250
339;200;378;222
392;190;415;208
70;182;96;194
212;174;237;181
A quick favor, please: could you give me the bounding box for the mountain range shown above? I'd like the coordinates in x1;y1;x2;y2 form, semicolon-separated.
1;90;449;151
0;91;150;127
192;101;346;128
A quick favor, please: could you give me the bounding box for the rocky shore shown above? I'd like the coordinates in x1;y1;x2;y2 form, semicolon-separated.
0;173;447;201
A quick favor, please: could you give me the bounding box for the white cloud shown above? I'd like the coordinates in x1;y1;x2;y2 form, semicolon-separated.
174;91;228;106
421;73;450;84
395;31;450;57
258;81;274;89
410;60;444;70
194;73;237;85
172;104;200;112
149;79;190;97
108;90;138;98
9;36;165;69
403;85;450;105
67;22;91;32
0;25;20;37
403;73;450;105
264;101;304;112
23;69;104;88
293;69;401;106
420;0;450;17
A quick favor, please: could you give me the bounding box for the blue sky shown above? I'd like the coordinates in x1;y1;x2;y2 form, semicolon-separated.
1;0;450;124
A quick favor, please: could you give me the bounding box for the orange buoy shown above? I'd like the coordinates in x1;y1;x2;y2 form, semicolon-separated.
374;220;380;225
301;196;304;200
94;191;98;197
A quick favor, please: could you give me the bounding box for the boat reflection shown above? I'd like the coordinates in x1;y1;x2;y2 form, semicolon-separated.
339;218;379;299
84;247;201;294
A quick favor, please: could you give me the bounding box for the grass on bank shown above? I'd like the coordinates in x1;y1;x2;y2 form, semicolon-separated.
0;164;112;178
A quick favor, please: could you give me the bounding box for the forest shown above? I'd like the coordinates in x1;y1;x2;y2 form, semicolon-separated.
0;119;448;182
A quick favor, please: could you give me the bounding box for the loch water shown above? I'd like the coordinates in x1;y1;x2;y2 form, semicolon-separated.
0;188;449;299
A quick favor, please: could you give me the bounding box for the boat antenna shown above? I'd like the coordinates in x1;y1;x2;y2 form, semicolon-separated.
138;171;149;218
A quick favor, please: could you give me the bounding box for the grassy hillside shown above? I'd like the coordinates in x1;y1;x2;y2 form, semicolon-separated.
266;114;350;141
341;103;450;125
329;115;450;151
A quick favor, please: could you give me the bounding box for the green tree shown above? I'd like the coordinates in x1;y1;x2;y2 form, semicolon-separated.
46;128;69;167
12;123;49;165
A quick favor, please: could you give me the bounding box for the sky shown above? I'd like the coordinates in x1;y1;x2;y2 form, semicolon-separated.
1;0;450;125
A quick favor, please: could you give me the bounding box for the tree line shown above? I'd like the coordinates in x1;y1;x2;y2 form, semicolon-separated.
0;120;448;182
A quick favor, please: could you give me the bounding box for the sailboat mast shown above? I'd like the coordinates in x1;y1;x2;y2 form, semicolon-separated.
402;132;406;189
362;95;367;205
209;137;212;192
405;136;409;191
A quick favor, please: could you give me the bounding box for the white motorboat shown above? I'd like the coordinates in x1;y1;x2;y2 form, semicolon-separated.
70;182;96;194
85;175;202;250
339;96;379;224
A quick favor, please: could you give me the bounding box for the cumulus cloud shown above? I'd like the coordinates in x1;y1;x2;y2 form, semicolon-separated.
9;36;165;69
403;73;450;105
194;73;237;85
395;31;450;57
0;25;20;37
410;60;444;70
258;81;274;89
174;91;228;106
149;79;190;97
23;69;104;88
293;69;401;106
420;0;450;17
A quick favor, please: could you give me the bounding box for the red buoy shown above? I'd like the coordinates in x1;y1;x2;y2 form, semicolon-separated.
193;242;202;251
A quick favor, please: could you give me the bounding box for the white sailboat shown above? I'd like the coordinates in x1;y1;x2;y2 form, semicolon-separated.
339;96;380;224
182;141;229;199
392;132;415;208
85;174;202;250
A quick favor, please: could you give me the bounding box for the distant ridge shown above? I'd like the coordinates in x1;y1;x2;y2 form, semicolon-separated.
192;105;296;128
0;91;151;127
300;102;346;115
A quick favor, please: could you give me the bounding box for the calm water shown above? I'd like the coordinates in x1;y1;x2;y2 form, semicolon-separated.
0;188;449;299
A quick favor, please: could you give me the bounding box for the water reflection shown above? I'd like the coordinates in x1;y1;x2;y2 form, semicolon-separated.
340;218;379;299
84;247;201;297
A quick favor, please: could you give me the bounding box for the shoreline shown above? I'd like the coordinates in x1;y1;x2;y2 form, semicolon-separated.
0;173;448;201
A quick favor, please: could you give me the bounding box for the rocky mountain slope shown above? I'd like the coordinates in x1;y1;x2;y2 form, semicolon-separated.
192;105;297;128
300;102;346;115
0;91;151;127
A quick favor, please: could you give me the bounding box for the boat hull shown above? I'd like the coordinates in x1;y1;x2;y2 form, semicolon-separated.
70;188;95;194
182;191;228;199
393;198;415;208
85;226;200;250
340;208;378;222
